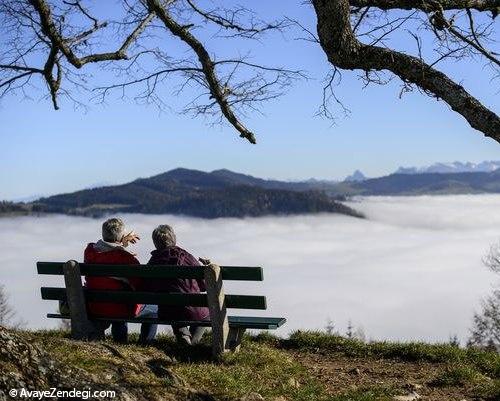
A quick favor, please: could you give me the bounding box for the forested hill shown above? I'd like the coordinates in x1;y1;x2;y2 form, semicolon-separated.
5;167;500;219
21;168;363;219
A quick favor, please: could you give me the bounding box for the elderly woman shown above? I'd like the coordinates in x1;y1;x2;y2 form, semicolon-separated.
84;217;157;343
142;224;209;345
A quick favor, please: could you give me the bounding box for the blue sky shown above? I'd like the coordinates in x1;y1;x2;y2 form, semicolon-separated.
1;1;499;200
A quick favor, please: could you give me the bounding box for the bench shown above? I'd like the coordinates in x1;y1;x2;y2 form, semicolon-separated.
37;260;286;358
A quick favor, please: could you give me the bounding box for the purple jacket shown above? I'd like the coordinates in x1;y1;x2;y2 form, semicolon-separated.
143;246;209;321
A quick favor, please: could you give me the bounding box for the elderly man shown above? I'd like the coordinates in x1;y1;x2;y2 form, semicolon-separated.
84;218;157;343
142;224;209;345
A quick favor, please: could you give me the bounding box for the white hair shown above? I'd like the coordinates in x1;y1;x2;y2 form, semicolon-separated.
152;224;177;250
102;218;125;242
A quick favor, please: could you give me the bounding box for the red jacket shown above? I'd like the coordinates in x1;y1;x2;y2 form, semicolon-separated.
84;243;142;318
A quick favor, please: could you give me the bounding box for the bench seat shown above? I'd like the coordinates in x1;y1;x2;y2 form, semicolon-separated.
47;314;286;330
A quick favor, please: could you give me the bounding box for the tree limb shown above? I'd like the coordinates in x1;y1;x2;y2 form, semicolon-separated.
447;23;500;66
0;71;34;89
185;0;285;38
146;0;257;144
0;64;43;73
428;9;500;67
349;0;500;12
27;0;155;68
313;0;500;142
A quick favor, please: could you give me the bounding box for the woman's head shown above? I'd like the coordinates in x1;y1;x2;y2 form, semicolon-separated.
152;224;177;250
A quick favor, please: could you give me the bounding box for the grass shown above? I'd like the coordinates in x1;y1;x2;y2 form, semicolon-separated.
430;364;500;399
172;341;326;401
276;331;500;400
15;329;500;401
282;330;500;378
25;331;331;401
431;364;485;387
25;330;400;401
328;387;395;401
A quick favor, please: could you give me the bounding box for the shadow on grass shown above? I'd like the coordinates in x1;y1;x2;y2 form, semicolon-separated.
144;333;215;363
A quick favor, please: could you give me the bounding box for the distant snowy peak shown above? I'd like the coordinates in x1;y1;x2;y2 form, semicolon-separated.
344;170;367;182
395;161;500;175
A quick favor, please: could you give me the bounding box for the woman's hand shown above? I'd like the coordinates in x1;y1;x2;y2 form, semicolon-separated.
121;231;140;247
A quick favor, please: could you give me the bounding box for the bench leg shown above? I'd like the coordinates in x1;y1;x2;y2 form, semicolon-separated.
204;263;229;359
226;327;246;352
63;260;92;340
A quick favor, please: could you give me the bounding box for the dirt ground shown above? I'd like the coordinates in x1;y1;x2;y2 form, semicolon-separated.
293;351;481;401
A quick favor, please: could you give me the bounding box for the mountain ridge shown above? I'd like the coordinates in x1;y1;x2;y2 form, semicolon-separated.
348;169;500;196
394;161;500;175
5;166;500;219
344;170;367;182
21;168;363;219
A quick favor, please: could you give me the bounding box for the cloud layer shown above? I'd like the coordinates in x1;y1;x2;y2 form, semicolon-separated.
0;194;498;343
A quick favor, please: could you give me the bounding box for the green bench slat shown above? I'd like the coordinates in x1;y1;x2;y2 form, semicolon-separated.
224;316;286;329
41;287;267;310
37;262;263;281
46;314;286;330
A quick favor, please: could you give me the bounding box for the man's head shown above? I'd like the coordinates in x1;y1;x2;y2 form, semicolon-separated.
152;224;177;250
102;218;125;243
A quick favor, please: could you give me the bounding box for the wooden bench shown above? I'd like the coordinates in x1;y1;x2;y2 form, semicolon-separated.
37;260;286;358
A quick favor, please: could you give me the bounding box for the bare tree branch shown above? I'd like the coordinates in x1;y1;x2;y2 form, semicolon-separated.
313;0;500;142
185;0;287;38
350;0;500;12
1;1;497;144
1;0;299;144
28;0;155;68
429;9;500;66
0;285;25;328
62;0;99;28
146;0;258;143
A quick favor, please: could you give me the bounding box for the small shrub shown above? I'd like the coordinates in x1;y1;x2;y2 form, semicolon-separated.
430;365;484;387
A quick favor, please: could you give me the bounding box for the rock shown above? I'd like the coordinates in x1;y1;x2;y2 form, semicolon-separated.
393;393;421;401
349;367;361;375
240;393;264;401
188;390;219;401
287;378;300;388
146;358;185;386
0;327;120;400
406;383;423;391
0;327;188;401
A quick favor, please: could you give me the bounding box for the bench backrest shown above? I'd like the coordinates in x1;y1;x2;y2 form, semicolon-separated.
37;261;267;310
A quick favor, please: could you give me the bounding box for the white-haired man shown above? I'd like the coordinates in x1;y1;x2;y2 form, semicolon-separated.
84;217;157;343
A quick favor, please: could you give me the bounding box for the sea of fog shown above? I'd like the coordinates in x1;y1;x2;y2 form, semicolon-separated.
1;194;499;343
